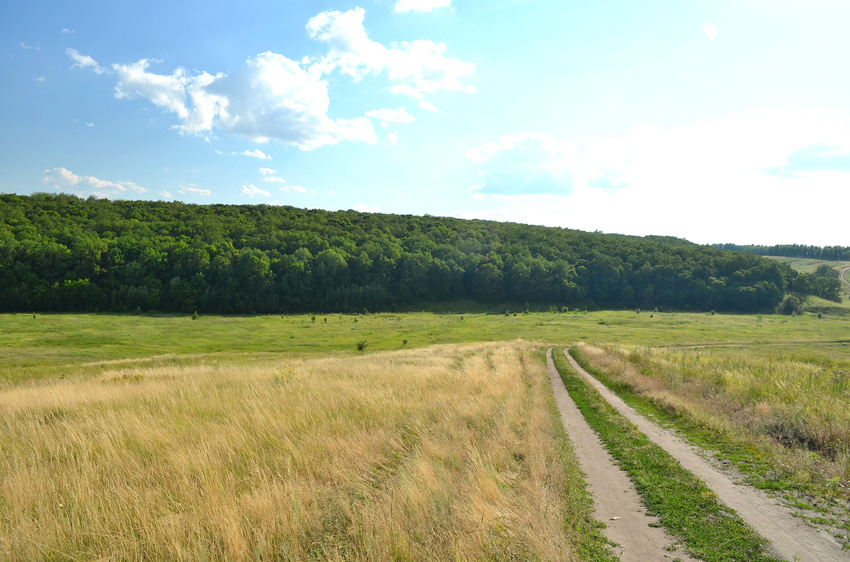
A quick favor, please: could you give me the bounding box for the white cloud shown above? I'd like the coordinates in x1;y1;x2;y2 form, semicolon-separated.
307;8;474;101
239;149;271;160
418;100;440;112
394;0;451;13
258;167;277;175
178;185;212;196
66;48;104;74
365;107;414;123
62;28;74;34
703;24;718;40
19;42;34;50
85;122;94;127
354;203;380;213
280;185;307;193
262;176;287;183
387;131;399;145
464;110;850;245
111;52;376;149
42;167;146;198
160;190;174;199
86;8;470;151
35;76;46;82
241;184;271;197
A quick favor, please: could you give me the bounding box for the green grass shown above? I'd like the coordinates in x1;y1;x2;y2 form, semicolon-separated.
3;308;850;385
567;343;850;549
553;349;781;562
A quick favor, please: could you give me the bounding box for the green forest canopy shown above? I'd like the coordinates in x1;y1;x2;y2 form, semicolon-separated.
0;193;841;314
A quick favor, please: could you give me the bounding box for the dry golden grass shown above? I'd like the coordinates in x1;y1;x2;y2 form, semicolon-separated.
574;342;850;495
0;341;582;561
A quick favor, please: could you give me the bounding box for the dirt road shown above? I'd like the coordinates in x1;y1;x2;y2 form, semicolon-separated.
560;348;849;561
545;348;700;561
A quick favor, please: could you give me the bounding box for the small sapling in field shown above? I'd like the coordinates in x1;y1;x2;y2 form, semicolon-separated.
356;340;368;351
402;339;408;347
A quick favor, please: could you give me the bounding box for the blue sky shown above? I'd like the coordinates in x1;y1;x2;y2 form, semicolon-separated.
2;0;849;245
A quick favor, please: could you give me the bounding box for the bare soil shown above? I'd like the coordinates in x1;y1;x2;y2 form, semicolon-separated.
560;348;850;561
546;348;700;561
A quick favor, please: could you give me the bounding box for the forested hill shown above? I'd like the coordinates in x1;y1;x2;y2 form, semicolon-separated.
0;193;838;314
714;243;850;261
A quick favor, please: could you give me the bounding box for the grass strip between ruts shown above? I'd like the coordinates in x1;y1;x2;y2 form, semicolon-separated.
552;347;781;562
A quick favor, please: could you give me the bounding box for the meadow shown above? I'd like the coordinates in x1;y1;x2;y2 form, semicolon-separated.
0;340;611;561
2;305;850;559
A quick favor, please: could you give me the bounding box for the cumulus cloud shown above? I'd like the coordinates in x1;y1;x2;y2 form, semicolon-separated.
66;48;104;74
307;8;474;100
387;131;399;145
394;0;451;13
354;203;380;213
160;190;174;199
258;167;276;175
239;149;272;159
42;167;146;198
262;176;287;183
464;110;850;245
79;8;471;151
280;185;307;193
365;107;414;123
178;185;212;196
111;52;376;149
241;184;271;197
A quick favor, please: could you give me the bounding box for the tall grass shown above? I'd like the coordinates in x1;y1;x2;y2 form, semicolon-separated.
573;342;850;497
0;341;595;561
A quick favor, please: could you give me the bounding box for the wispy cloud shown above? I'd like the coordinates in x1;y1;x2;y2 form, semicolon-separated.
365;107;415;124
66;48;105;74
703;24;718;40
394;0;451;13
178;185;212;196
42;167;146;198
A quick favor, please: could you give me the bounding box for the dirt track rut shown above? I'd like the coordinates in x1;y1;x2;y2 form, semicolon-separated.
560;348;849;561
546;348;700;561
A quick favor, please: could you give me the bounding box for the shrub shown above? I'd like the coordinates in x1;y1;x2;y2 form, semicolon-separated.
776;295;803;316
356;340;367;352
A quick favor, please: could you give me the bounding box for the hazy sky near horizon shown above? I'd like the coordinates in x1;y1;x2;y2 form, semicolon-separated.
2;0;849;246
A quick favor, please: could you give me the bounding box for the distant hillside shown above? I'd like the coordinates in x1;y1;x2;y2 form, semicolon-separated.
714;243;850;261
0;193;835;314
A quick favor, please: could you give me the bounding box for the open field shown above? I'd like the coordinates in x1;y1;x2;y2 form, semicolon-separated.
0;341;613;561
3;309;850;385
4;310;850;559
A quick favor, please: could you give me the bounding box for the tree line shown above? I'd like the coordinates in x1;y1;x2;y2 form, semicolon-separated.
0;193;840;314
714;243;850;262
